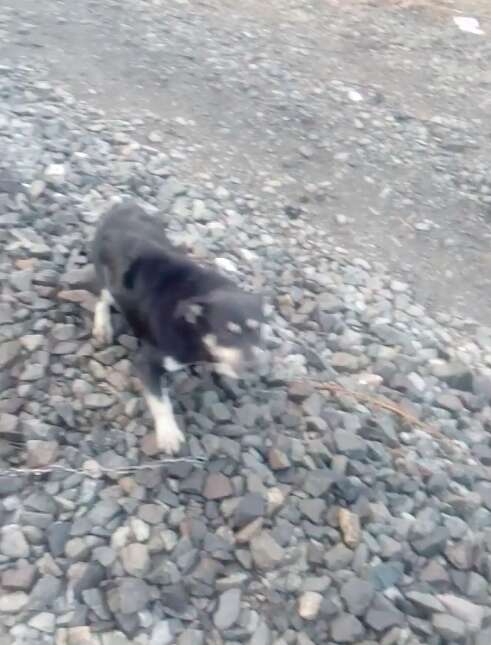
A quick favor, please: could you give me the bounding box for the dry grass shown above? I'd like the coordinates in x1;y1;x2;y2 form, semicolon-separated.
312;380;468;459
315;381;427;430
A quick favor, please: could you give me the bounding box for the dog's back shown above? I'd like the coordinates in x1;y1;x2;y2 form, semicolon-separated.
92;202;173;291
92;201;233;349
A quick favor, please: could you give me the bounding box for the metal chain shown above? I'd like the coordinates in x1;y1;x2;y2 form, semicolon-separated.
0;455;208;480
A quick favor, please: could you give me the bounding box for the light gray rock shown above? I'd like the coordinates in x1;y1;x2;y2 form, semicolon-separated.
330;613;365;643
250;532;285;570
120;543;150;577
214;588;242;630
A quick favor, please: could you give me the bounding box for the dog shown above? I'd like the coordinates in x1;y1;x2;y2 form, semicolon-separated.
91;201;265;454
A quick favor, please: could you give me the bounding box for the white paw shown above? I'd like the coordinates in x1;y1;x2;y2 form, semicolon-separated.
155;420;185;455
93;310;113;346
93;319;113;346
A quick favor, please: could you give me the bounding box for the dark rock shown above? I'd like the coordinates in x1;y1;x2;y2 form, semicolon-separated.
334;430;367;460
82;588;112;620
365;607;403;632
303;469;337;497
368;562;404;591
411;527;449;557
362;416;398;448
0;475;24;496
288;381;315;403
47;522;71;557
210;403;232;423
330;613;364;643
110;578;151;615
340;578;375;616
435;393;463;412
87;499;121;525
160;583;194;619
234;493;265;528
29;575;63;610
73;563;106;600
299;498;327;524
325;544;354;571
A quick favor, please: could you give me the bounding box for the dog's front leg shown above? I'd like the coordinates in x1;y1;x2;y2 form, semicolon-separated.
137;348;185;455
92;288;115;346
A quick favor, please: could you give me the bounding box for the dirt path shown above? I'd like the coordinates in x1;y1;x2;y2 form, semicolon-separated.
2;0;491;323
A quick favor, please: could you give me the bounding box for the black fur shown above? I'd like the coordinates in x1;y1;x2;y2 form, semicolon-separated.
92;201;264;398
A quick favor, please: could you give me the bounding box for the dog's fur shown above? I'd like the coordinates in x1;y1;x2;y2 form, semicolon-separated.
91;201;264;454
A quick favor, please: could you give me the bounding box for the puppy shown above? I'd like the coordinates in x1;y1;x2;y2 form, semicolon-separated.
91;201;265;454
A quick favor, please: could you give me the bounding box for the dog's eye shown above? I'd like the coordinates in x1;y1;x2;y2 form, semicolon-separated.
246;319;260;330
226;321;242;334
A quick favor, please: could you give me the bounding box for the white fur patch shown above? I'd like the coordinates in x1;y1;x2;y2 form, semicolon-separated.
163;356;185;372
144;390;185;455
226;321;242;334
203;334;242;379
203;333;217;348
92;289;114;345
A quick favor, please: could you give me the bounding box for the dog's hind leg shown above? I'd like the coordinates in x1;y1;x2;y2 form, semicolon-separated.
137;348;185;455
92;288;115;346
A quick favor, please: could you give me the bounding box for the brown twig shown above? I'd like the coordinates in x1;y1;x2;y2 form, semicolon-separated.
311;379;472;462
314;381;428;430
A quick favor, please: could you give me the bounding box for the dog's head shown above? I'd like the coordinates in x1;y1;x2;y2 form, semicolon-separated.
175;288;266;378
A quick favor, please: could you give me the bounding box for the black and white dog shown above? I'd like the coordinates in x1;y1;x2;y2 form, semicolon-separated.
91;201;265;454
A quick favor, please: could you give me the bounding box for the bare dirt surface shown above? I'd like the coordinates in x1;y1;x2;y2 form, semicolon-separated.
1;0;491;323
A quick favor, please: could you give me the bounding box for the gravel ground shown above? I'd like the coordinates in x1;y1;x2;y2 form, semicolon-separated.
2;2;491;645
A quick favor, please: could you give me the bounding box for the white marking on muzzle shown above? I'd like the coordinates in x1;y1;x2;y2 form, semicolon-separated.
203;334;242;379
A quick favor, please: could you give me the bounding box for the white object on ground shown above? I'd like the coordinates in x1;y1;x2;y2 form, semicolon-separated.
453;16;484;35
348;89;363;102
